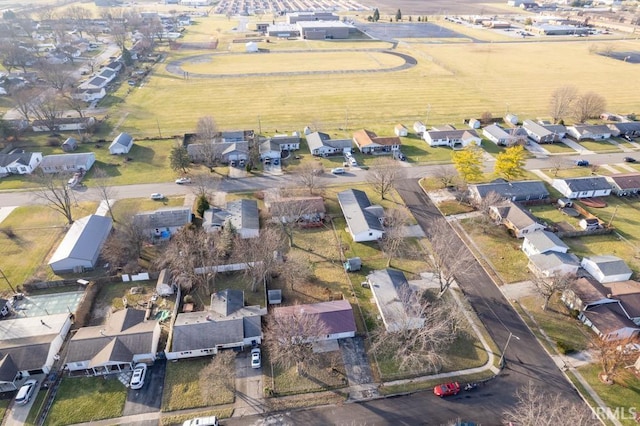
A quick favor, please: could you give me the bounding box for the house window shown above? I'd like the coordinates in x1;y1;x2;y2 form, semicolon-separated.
369;232;372;236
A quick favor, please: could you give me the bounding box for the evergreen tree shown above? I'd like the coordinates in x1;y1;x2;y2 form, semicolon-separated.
170;144;191;174
373;8;379;22
395;9;402;21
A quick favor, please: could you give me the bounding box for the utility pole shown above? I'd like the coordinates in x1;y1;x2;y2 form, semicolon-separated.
608;205;619;227
425;103;431;127
0;267;17;294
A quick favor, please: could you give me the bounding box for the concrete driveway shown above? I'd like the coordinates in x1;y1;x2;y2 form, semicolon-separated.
233;350;265;417
122;359;166;416
338;337;379;400
4;375;45;426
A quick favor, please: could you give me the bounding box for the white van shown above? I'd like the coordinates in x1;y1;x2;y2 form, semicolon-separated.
182;416;219;426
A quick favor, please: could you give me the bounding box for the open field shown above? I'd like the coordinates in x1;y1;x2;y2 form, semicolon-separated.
109;12;640;138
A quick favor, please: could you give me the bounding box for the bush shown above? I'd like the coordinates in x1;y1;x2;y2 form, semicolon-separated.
556;341;575;355
47;136;60;147
73;281;99;328
569;309;580;319
196;195;210;218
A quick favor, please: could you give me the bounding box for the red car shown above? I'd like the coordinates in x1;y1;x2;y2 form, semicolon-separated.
433;382;460;397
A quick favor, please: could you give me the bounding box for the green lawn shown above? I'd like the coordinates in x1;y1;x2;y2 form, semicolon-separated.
541;142;579;154
0;399;8;423
528;204;582;230
459;218;531;284
45;377;126;425
110;196;187;225
577;364;640;426
162;358;234;411
578;139;623;153
270;351;347;396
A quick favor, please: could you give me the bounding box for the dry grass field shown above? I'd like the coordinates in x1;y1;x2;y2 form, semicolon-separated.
110;10;640;139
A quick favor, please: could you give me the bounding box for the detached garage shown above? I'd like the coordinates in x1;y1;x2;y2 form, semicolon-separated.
49;215;113;273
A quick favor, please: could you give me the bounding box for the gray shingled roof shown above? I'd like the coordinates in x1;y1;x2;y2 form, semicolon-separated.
582;303;639;336
584;255;633;277
109;132;133;149
210;289;244;317
472;180;549;201
560;177;611;192
134;207;191;229
306;132;352;152
528;251;580;271
273;300;356;336
48;215;112;266
226;199;259;232
0;152;37;167
40;152;95;170
337;189;384;236
524;230;568;253
492;201;540;229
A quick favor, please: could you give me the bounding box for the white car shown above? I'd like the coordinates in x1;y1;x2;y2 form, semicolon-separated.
331;167;345;175
150;193;165;200
15;379;37;405
175;177;191;184
130;363;147;390
251;348;261;369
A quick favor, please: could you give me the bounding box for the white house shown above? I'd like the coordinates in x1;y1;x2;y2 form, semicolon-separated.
482;123;517;146
413;121;426;135
337;189;385;242
566;124;612;141
581;255;633;284
0;152;42;175
272;300;356;341
72;87;106;102
48;215;113;273
31;117;96;132
109;132;134;155
522;230;569;257
528;251;581;278
367;269;425;332
64;309;160;375
306;132;352;157
489;201;546;238
39;153;95;174
423;128;481;149
551;177;612;199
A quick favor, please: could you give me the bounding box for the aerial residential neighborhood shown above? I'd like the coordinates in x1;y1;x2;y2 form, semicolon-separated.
0;0;640;425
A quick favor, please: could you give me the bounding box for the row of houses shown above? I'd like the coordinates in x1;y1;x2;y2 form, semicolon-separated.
73;60;124;102
0;133;134;177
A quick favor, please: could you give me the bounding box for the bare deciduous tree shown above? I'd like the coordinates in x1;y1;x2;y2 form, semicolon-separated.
232;227;285;292
196;116;218;142
10;87;37;122
190;171;220;202
532;273;575;312
472;190;505;216
265;305;329;375
549;157;565;177
504;381;598;426
92;167;116;221
573;91;607;123
30;92;64;132
367;157;405;200
434;165;457;188
549;86;578;124
268;191;324;247
591;336;637;383
31;171;74;224
199;351;235;402
379;207;410;267
293;162;324;195
370;287;458;373
422;220;475;296
102;212;145;273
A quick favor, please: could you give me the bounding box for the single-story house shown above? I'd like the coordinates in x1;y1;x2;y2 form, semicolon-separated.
528;251;581;278
468;180;549;204
353;129;401;154
551;177;612;199
522;119;565;143
605;173;640;196
259;135;300;161
109;133;134;155
272;299;356;341
265;195;325;224
134;207;192;239
187;141;249;164
562;277;617;313
337;189;385;242
81;75;108;90
482;123;518;147
104;60;123;73
367;269;425;332
423;128;482;150
64;309;160;375
581;255;633;284
202;199;259;239
566;124;612;141
522;230;569;257
0;313;73;392
166;289;266;360
97;68;116;84
61;138;79;152
489;201;546;238
394;124;408;137
71;87;106;102
48;215;113;273
0;152;42;176
31;117;96;132
413;121;426;135
607;122;640;138
306;132;352;157
603;280;640;325
39;153;95;174
581;303;640;340
156;268;176;297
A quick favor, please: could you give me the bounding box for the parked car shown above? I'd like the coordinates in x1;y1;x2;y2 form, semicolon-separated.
15;379;38;405
182;416;219;426
175;177;191;184
130;363;147;390
150;193;165;200
251;348;261;369
575;160;590;167
397;153;406;161
331;167;345;175
622;134;633;142
623;157;636;163
433;382;460;397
